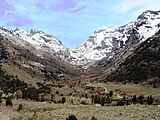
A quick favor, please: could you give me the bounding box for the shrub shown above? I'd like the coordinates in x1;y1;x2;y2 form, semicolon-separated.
6;96;13;107
138;95;144;104
17;104;23;111
66;115;77;120
62;97;66;104
56;91;59;94
132;95;137;104
116;100;125;106
101;101;104;106
85;94;88;98
123;96;126;100
91;116;97;120
147;95;153;105
0;92;2;103
94;95;101;104
22;87;39;101
109;91;113;97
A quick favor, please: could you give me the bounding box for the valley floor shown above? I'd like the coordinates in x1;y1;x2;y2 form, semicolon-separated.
0;99;160;120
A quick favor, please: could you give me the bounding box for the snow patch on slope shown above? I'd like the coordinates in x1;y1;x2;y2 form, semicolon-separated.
0;27;68;60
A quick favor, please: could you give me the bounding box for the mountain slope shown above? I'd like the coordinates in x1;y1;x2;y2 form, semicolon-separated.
0;27;70;59
105;30;160;86
72;10;160;66
0;10;160;69
0;30;82;82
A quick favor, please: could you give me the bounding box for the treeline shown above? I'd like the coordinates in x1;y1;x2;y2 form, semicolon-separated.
92;93;154;106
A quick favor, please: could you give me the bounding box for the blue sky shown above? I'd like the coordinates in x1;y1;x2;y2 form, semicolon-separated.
0;0;160;49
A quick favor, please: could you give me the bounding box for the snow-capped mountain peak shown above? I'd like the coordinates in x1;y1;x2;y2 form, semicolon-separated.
0;10;160;68
96;26;114;33
71;10;160;66
30;29;44;34
0;27;68;59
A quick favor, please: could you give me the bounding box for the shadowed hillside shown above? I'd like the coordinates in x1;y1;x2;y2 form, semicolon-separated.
0;33;83;82
106;30;160;87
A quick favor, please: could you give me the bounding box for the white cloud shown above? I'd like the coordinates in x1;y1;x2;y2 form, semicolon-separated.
113;0;141;13
114;0;160;15
7;0;37;16
134;1;160;16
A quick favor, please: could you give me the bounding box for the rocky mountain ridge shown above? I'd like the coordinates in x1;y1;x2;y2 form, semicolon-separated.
105;29;160;86
0;10;160;68
73;10;160;66
0;29;82;81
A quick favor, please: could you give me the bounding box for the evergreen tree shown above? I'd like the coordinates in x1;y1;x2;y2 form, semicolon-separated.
94;95;101;104
6;96;13;107
0;92;2;103
132;95;137;104
66;115;77;120
153;82;156;88
109;91;113;97
147;95;153;105
17;104;23;111
138;95;144;104
0;45;8;60
91;116;97;120
149;95;153;104
62;97;66;104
